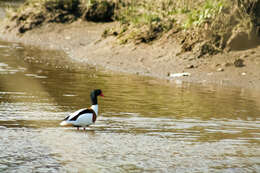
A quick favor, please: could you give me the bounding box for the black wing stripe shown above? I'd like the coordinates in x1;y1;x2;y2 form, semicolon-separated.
63;115;70;121
70;109;95;121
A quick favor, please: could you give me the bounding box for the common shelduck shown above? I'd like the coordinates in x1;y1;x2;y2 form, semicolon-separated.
60;89;104;130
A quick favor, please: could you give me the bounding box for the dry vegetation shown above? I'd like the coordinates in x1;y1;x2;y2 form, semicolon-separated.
109;0;260;55
3;0;260;56
4;0;115;33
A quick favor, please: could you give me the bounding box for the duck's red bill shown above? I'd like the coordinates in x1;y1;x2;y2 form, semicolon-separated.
100;93;104;97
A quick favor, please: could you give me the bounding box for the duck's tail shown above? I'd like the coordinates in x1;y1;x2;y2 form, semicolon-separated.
60;121;73;126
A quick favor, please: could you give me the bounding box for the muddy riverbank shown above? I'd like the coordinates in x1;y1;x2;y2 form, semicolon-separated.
1;0;260;90
1;20;260;90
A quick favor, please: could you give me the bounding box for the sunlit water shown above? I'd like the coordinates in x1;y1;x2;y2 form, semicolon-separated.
1;2;260;172
0;39;260;173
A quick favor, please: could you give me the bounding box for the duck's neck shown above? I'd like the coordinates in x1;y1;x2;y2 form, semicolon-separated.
90;104;98;115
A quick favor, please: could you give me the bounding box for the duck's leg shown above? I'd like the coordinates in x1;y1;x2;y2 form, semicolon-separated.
83;127;86;131
77;127;79;130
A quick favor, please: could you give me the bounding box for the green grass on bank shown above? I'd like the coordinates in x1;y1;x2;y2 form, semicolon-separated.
108;0;229;43
4;0;260;52
113;0;259;45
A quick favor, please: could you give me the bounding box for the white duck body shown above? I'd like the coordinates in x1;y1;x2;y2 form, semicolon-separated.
60;105;98;127
60;89;103;129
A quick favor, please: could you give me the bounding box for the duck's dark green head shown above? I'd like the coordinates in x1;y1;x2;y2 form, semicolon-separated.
90;89;104;105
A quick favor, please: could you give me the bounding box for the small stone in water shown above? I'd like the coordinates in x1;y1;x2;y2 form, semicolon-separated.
217;68;224;72
186;64;194;69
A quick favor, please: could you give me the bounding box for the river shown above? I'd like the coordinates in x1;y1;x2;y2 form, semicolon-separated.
0;1;260;173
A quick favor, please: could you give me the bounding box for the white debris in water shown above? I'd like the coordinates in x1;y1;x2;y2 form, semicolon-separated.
217;68;224;72
0;62;8;67
63;94;77;97
25;73;48;79
169;72;191;78
0;45;10;48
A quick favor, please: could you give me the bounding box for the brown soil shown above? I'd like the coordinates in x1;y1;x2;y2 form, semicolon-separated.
1;20;260;90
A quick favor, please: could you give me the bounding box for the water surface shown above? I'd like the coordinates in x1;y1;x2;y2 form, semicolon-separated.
1;1;260;173
0;39;260;173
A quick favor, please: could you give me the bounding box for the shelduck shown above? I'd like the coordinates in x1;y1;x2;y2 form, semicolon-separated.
60;89;104;130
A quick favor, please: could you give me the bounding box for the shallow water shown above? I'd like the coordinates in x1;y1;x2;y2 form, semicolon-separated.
0;38;260;173
0;1;260;171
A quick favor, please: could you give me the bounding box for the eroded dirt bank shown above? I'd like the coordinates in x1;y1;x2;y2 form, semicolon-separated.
0;20;260;90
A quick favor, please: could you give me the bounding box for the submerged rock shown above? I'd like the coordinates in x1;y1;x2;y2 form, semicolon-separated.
234;58;245;67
